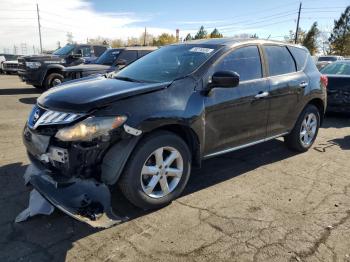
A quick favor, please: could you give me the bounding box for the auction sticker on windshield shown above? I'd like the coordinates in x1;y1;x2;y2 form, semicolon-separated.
189;47;214;53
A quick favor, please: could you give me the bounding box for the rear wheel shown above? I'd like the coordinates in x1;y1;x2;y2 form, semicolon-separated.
44;73;64;90
284;104;320;152
118;131;191;210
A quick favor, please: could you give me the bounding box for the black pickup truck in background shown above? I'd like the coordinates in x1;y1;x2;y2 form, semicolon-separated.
18;44;108;89
63;46;158;81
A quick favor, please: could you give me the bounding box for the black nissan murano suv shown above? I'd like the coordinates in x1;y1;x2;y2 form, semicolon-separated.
23;38;327;225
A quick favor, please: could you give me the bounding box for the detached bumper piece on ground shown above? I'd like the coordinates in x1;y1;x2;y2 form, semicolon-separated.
16;164;126;228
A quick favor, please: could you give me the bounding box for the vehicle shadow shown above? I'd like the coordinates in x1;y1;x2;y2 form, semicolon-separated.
0;88;41;95
19;97;38;105
0;139;298;261
323;112;350;129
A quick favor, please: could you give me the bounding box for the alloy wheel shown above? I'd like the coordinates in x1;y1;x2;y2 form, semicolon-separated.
140;146;183;198
300;112;317;147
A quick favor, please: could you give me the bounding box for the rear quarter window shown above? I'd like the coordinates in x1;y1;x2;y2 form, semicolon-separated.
288;46;308;71
264;45;296;76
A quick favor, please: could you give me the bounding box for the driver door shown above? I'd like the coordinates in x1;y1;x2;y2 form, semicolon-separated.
204;45;270;156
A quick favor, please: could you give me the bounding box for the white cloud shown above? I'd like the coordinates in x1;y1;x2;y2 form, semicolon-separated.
0;0;174;54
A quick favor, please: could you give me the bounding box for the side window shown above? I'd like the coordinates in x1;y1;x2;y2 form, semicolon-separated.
288;46;308;71
93;46;107;57
264;45;296;76
76;46;92;57
138;50;152;58
118;50;138;64
216;46;262;81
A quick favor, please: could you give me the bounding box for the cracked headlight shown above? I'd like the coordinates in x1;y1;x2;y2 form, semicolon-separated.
55;116;127;142
25;61;41;69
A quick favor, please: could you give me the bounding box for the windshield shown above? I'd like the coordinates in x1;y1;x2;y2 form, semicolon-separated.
318;56;337;62
53;45;75;55
115;44;220;83
95;49;121;65
320;62;350;75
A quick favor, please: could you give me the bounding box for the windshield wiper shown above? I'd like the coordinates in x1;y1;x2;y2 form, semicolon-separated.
114;76;145;83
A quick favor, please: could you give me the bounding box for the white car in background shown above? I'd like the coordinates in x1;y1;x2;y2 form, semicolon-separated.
2;60;19;74
0;54;20;74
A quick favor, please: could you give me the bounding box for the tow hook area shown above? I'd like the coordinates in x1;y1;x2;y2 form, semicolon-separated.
16;164;128;228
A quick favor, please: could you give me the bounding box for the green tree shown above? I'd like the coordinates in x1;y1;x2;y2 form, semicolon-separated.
184;33;193;41
194;26;208;39
209;28;223;38
284;28;306;44
111;39;125;47
153;33;177;46
329;6;350;55
302;22;319;55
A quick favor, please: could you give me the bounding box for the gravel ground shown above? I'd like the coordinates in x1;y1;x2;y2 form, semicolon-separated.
1;74;350;262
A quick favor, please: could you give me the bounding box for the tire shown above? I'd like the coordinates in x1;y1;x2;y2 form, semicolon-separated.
44;73;64;90
284;104;320;152
118;131;192;210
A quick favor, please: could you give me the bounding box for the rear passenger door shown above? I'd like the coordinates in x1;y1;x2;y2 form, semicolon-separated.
263;45;308;137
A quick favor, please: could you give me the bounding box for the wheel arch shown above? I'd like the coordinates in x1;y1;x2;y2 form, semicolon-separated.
101;123;201;186
149;124;201;167
307;98;325;125
41;65;64;84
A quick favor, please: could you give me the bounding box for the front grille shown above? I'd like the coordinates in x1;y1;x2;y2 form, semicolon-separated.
28;105;84;129
3;63;18;69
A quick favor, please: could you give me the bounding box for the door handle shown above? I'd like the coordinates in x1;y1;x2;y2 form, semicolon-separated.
299;81;308;88
255;91;269;99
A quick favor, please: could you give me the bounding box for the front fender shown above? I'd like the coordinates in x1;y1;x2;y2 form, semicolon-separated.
100;136;141;185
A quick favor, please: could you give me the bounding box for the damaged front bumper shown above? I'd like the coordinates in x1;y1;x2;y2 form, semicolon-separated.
19;164;127;228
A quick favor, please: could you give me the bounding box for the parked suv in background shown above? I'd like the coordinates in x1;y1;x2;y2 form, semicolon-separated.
63;46;157;81
18;44;108;89
23;39;327;226
316;55;344;70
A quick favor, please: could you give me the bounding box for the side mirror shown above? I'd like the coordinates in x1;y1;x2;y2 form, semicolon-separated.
210;71;240;88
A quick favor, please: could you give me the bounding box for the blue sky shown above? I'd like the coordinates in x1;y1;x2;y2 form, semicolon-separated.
90;0;349;39
0;0;348;53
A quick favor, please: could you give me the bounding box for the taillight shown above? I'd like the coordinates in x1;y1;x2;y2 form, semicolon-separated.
320;75;328;88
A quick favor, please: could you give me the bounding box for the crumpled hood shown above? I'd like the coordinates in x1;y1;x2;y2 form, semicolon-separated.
37;76;170;112
63;64;111;72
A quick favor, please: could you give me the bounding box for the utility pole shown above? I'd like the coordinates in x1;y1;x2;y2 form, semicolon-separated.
36;4;43;53
294;2;302;44
143;27;147;46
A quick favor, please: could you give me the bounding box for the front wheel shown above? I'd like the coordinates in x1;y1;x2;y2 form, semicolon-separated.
44;73;64;90
284;104;320;152
118;131;192;210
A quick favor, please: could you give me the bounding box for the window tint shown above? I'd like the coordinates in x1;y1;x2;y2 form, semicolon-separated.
118;50;138;64
320;62;350;75
93;46;107;57
76;46;92;57
216;46;262;81
264;45;296;76
289;46;307;71
95;49;121;65
138;50;152;58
